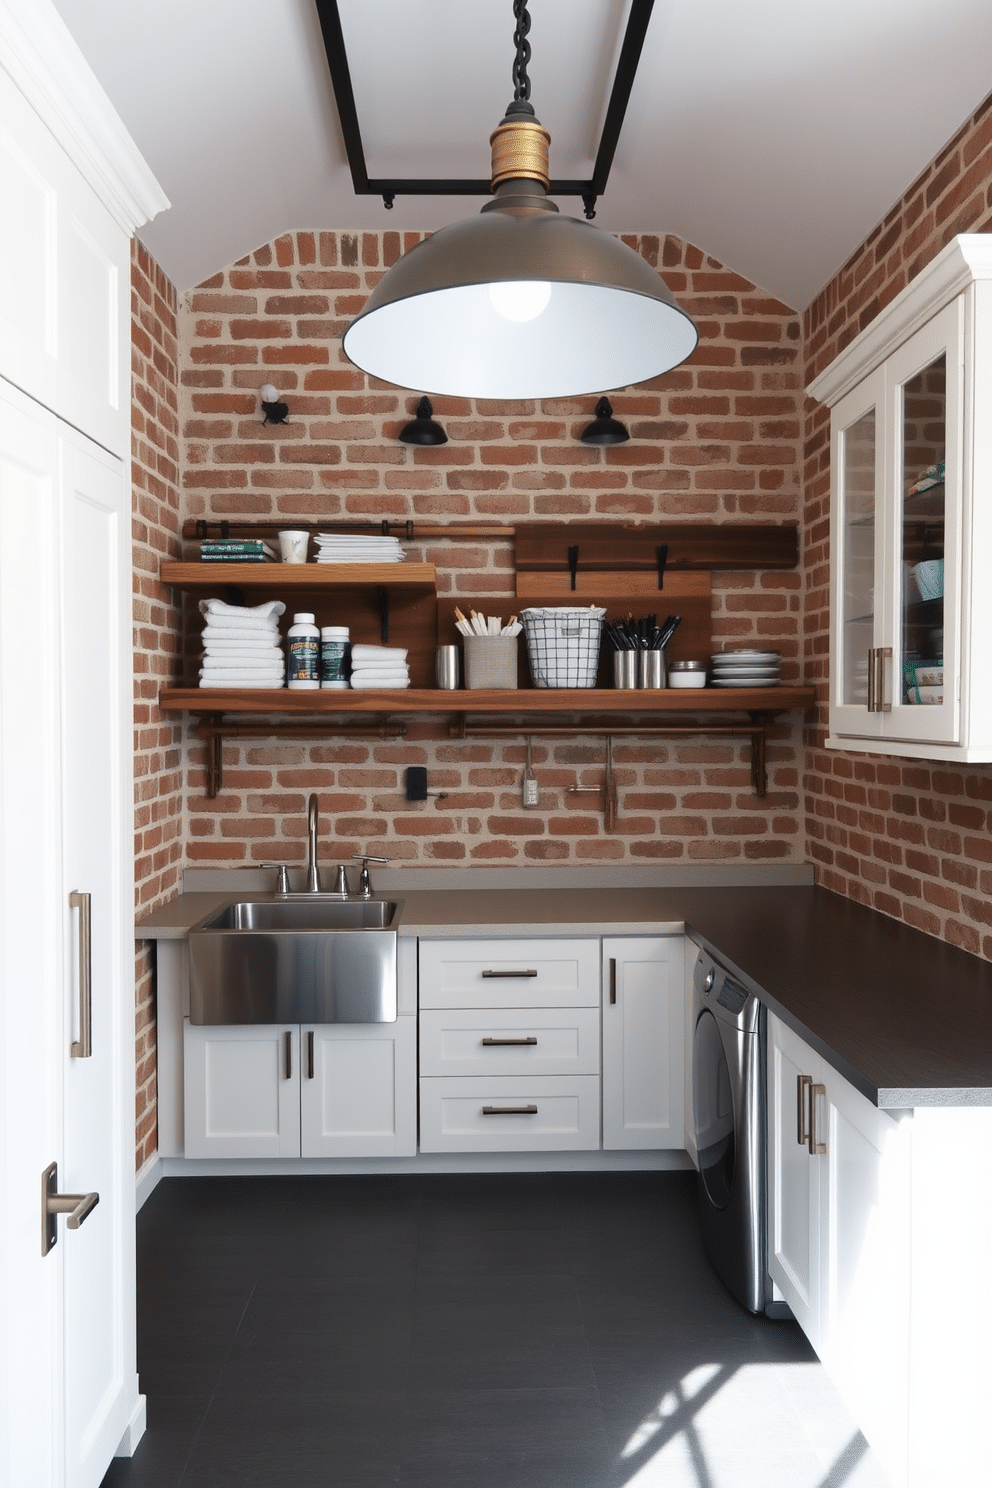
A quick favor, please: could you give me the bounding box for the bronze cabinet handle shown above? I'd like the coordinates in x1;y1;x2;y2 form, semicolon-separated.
609;957;617;1004
809;1083;827;1155
481;1036;537;1046
68;891;92;1058
482;1105;538;1115
307;1029;315;1079
797;1074;812;1146
284;1030;292;1080
482;969;538;978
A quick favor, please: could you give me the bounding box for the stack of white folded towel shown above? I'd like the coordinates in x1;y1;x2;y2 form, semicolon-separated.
198;598;286;688
348;645;410;689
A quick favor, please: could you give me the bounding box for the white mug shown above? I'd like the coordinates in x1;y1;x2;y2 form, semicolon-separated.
278;529;309;563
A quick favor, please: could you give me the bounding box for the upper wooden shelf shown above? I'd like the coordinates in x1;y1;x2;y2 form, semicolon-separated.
160;561;436;590
159;685;815;716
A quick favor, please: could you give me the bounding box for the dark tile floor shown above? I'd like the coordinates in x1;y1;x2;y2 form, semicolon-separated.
101;1172;890;1488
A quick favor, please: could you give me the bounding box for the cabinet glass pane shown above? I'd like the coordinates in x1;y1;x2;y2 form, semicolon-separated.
900;355;945;706
841;408;876;706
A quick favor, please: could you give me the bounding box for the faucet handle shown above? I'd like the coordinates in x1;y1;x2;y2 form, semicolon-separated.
262;863;291;894
352;853;389;898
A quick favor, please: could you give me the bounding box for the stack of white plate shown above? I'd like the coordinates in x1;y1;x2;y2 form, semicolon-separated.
710;650;781;687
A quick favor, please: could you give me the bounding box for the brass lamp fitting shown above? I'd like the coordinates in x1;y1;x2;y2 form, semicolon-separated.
490;116;551;193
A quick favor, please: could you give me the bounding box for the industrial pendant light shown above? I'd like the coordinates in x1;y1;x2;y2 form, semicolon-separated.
342;3;697;401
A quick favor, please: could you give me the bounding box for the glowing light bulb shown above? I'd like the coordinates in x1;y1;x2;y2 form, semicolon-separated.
487;281;552;323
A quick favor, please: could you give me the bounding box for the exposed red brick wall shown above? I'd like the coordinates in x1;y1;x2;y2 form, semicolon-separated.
176;230;804;870
803;93;992;957
131;240;184;1169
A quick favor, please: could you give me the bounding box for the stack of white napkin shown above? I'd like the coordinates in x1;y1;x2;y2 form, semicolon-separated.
198;598;286;688
348;645;410;689
315;534;406;563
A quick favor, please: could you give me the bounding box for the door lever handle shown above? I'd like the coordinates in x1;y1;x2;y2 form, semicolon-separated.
42;1162;99;1256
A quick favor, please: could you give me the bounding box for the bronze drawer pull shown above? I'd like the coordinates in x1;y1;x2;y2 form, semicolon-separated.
797;1074;812;1146
482;1104;538;1115
482;969;538;978
482;1036;538;1046
809;1083;827;1155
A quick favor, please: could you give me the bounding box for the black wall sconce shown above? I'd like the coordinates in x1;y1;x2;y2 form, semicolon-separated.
580;397;629;445
399;396;448;446
260;383;290;424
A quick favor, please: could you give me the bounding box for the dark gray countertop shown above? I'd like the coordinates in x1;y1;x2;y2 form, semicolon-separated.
136;883;992;1109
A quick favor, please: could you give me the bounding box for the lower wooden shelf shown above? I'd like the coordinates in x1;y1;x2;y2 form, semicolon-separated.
159;686;816;799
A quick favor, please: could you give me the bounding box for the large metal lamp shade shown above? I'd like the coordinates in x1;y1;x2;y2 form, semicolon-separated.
343;180;698;399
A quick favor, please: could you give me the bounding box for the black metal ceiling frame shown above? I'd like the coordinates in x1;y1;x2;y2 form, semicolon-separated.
314;0;655;219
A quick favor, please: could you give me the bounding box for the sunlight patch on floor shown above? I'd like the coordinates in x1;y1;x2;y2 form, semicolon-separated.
618;1362;893;1488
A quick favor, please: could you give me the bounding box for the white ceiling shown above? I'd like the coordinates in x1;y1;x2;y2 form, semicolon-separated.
51;0;992;309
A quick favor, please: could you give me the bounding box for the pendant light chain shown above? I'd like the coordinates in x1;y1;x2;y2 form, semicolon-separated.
511;2;532;102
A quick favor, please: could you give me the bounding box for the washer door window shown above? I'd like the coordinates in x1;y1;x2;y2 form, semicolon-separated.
693;1009;735;1208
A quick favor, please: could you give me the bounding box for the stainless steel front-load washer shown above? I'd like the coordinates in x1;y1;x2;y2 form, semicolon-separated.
691;948;769;1315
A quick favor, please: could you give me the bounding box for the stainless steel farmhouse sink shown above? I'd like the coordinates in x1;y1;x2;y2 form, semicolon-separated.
204;898;397;932
188;898;400;1025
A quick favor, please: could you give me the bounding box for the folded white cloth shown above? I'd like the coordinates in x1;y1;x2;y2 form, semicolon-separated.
200;640;283;654
199;598;286;621
201;654;286;671
201;626;281;644
349;675;410;689
198;676;286;690
350;645;408;666
349;667;409;684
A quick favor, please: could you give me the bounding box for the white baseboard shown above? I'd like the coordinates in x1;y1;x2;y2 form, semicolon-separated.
135;1152;163;1210
159;1150;694;1179
114;1390;146;1457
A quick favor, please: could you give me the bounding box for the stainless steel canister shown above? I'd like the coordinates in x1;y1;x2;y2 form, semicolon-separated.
612;651;638;688
435;645;460;690
639;650;666;688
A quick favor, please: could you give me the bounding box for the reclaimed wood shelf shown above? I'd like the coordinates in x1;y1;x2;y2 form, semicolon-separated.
158;686;816;799
160;561;436;590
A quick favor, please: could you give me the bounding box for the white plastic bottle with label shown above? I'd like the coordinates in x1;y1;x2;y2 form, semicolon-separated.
287;612;320;690
320;626;350;689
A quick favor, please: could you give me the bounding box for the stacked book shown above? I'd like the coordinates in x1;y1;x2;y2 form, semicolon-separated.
198;598;286;689
348;645;410;689
314;533;406;563
199;538;277;562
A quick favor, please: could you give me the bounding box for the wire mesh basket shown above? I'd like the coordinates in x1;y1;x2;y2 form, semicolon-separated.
520;607;606;688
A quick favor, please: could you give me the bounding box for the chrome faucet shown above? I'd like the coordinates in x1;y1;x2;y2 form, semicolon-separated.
306;793;321;893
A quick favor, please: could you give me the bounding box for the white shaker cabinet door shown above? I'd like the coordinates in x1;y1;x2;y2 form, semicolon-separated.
300;1019;417;1158
767;1013;821;1347
818;1066;911;1487
183;1022;301;1159
601;937;684;1150
0;68;130;458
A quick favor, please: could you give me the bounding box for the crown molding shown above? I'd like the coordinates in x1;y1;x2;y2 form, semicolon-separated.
808;234;992;406
0;0;169;235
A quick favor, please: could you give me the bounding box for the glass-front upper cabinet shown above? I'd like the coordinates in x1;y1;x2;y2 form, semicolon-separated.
810;235;992;762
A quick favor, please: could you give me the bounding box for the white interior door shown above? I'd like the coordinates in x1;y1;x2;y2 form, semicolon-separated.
0;381;138;1488
0;379;64;1488
59;425;137;1488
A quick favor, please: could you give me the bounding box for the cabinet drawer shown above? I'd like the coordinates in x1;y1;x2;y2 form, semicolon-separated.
420;1007;600;1077
419;938;599;1009
419;1075;601;1152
